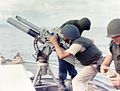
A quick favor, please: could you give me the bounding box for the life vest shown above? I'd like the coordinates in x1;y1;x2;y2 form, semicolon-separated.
72;37;102;66
109;41;120;74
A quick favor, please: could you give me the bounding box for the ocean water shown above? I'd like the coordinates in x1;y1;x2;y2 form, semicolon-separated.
0;25;110;64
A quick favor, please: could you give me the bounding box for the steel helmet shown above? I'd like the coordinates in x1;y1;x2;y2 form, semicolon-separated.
61;24;80;40
107;18;120;37
77;17;91;30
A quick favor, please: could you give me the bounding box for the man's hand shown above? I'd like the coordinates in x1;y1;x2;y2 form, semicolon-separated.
47;35;58;46
109;73;120;89
100;65;109;73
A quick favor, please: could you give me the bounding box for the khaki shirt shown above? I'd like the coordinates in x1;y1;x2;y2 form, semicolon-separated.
63;43;85;65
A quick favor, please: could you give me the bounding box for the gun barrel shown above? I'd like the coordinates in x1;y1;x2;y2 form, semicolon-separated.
7;17;40;38
16;16;42;33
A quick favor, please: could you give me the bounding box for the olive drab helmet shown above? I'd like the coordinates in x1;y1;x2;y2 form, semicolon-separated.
107;18;120;37
77;17;91;30
61;24;80;41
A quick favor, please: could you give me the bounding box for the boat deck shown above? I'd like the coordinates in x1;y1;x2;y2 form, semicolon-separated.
1;61;119;91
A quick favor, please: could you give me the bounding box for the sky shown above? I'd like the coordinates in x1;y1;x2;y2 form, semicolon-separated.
1;0;120;27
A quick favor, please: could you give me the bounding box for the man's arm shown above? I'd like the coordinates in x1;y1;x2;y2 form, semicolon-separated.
100;52;113;73
101;52;120;89
54;43;72;59
60;20;77;28
48;35;72;59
